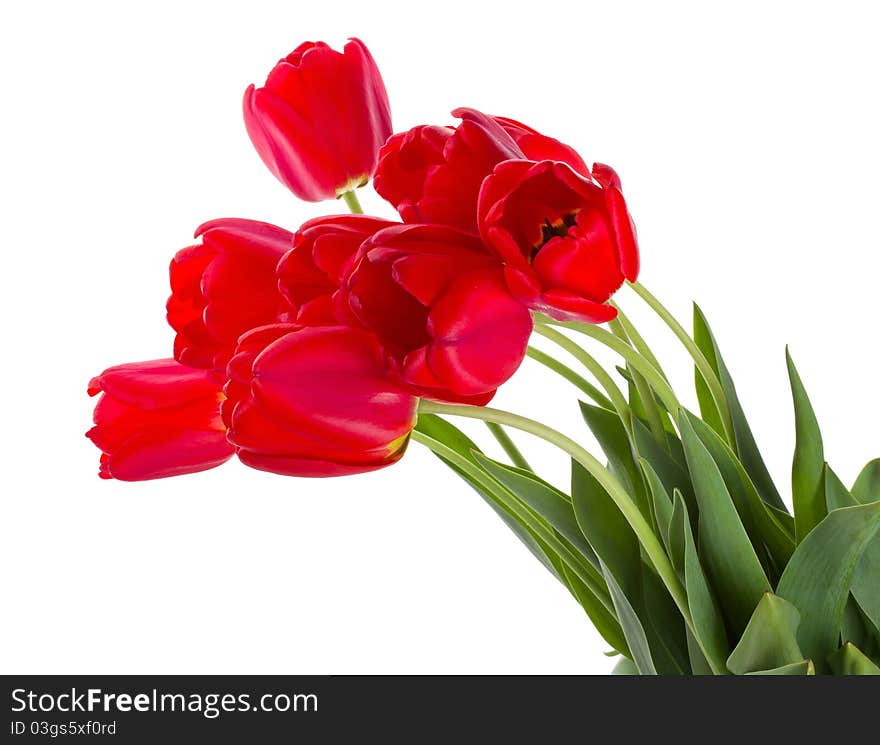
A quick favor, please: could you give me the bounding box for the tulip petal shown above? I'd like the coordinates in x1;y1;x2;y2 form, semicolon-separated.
250;326;417;450
423;270;533;396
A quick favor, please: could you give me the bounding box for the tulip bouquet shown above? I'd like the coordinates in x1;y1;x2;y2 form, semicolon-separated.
87;38;880;675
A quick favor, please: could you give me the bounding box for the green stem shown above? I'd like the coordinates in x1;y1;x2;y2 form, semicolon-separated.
609;301;668;381
417;400;694;633
411;429;613;610
532;325;632;433
341;189;364;214
526;347;613;410
535;317;681;418
627;281;735;445
485;422;532;471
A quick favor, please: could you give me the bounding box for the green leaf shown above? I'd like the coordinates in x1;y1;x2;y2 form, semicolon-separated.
601;559;657;675
693;304;786;511
679;412;772;635
415;412;480;462
639;459;673;553
841;598;880;666
786;349;827;542
691;310;726;439
414;424;628;655
828;642;880;675
684;410;795;578
668;491;729;674
686;630;713;675
776;502;880;667
416;416;562;579
640;566;690;674
571;460;640;596
853;459;880;504
473;452;598;569
824;465;880;634
746;660;815;675
727;593;804;674
667;488;688;578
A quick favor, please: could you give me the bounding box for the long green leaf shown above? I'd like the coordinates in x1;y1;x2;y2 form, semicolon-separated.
684;410;795;578
474;452;598;569
415;415;561;578
601;559;657;675
693;304;786;510
679;412;771;635
828;642;880;675
776;502;880;667
668;491;729;674
639;459;673;553
413;420;629;634
727;593;804;674
852;458;880;503
787;349;827;542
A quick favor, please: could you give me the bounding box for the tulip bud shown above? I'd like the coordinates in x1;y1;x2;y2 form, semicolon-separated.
167;218;294;371
86;360;234;481
243;38;392;202
224;324;418;477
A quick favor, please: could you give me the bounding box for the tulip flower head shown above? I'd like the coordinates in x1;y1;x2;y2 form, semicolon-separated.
167;218;294;371
243;38;392;202
224;324;418;477
87;360;234;481
276;214;398;326
478;160;640;323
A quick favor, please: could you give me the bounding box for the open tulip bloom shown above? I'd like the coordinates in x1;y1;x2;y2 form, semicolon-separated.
88;38;880;676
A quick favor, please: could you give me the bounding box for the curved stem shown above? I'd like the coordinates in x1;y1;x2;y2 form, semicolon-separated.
411;430;612;609
627;281;735;444
609;301;668;381
532;325;632;433
526;347;613;410
608;317;668;447
535;317;681;418
341;189;364;214
485;422;532;471
417;400;694;633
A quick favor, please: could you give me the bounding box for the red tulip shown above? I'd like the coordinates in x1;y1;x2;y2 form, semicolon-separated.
277;214;397;326
478;160;639;323
373;108;591;233
373;108;523;232
87;359;234;481
243;38;392;202
224;324;418;477
167;218;293;371
343;224;533;401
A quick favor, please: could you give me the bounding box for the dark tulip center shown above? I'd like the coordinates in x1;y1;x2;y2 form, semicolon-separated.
532;211;579;260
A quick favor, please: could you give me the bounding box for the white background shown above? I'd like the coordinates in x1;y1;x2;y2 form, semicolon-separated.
1;1;877;674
